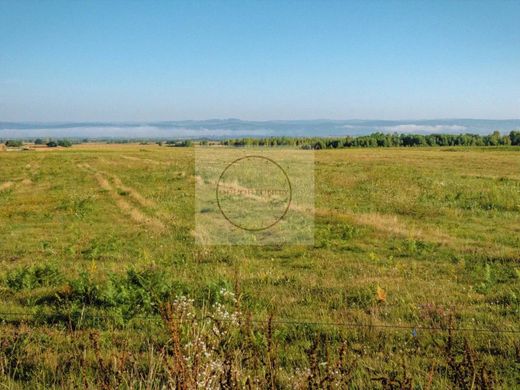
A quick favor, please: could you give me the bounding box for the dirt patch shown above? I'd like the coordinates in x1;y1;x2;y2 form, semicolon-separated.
0;181;14;191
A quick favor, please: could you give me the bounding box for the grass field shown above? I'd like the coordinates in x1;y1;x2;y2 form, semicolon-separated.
0;144;519;388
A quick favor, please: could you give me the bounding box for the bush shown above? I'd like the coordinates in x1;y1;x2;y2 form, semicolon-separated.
5;264;63;291
64;267;183;317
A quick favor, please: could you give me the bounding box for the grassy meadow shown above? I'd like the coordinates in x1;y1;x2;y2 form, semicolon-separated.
0;144;519;388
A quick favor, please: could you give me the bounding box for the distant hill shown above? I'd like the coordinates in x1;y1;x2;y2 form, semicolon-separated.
1;119;519;139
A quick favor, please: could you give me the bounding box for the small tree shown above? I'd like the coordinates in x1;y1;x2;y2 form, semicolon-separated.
500;135;512;145
485;131;501;146
313;140;326;150
510;130;520;146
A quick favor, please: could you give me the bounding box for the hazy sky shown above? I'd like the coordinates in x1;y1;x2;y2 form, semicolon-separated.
1;0;519;121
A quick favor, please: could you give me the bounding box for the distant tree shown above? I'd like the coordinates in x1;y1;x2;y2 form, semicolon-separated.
510;130;520;146
328;139;343;148
34;138;44;145
57;139;72;147
5;140;22;147
501;135;512;145
484;131;502;146
313;140;326;150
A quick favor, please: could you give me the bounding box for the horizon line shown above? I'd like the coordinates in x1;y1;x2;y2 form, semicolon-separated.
2;117;520;124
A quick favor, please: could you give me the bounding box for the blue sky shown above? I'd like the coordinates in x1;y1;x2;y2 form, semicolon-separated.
0;0;519;121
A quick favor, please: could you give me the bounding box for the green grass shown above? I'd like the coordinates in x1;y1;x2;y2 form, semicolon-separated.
0;144;519;388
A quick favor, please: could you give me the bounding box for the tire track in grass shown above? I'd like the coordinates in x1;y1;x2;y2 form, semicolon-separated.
120;155;171;166
77;163;166;231
97;158;177;224
312;208;514;255
107;171;175;224
314;208;454;245
101;160;175;221
100;156;184;177
109;175;155;208
197;175;456;247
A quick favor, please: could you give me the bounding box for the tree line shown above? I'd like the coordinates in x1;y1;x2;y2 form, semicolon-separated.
3;139;73;148
3;131;520;149
222;131;520;149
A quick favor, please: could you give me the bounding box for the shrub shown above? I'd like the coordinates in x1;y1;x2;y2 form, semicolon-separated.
68;271;108;307
6;264;63;291
63;267;184;317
